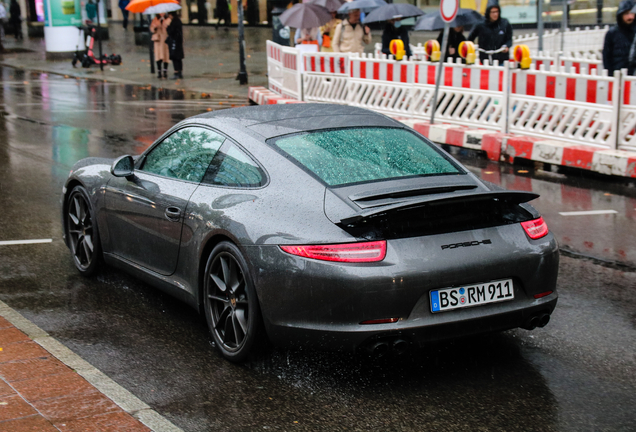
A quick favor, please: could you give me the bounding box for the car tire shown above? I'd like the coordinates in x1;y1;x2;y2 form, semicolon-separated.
66;185;102;276
203;241;262;362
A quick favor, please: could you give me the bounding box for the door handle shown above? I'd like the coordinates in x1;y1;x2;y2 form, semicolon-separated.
165;206;181;221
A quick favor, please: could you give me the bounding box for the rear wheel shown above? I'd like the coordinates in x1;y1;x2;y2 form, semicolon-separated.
66;186;102;276
203;242;262;362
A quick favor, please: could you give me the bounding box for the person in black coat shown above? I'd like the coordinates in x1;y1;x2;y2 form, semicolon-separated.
468;1;512;65
215;0;230;29
437;26;466;62
381;19;412;59
167;12;184;79
9;0;22;40
605;0;635;75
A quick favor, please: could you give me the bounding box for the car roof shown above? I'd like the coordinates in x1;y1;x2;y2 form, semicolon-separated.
193;103;405;139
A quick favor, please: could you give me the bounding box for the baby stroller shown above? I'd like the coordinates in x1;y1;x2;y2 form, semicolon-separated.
72;24;122;68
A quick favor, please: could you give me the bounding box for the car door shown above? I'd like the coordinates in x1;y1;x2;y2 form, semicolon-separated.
105;126;225;275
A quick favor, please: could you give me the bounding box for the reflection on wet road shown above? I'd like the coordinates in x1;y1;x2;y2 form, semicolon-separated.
0;67;635;431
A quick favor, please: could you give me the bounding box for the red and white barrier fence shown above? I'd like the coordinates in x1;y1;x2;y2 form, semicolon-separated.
266;40;302;100
259;41;636;176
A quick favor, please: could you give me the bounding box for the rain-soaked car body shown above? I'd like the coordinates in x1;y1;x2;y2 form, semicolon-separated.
62;104;559;361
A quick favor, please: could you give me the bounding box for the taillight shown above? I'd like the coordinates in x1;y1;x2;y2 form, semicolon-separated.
521;217;549;240
280;240;387;263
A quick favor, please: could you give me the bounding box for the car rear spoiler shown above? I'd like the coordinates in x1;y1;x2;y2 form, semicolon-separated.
338;190;540;226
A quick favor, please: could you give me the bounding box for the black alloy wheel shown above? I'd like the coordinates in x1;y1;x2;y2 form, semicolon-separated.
67;186;101;276
204;242;262;362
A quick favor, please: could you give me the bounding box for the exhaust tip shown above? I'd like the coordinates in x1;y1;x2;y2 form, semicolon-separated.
370;342;390;357
537;313;550;328
522;315;539;330
392;339;409;355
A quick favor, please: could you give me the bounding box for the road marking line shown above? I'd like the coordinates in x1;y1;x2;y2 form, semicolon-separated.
0;239;53;246
115;100;239;106
49;109;109;112
559;210;618;216
0;300;184;432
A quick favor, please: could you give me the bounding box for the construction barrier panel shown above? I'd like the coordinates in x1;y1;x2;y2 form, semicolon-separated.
266;41;302;100
302;52;350;104
265;40;636;153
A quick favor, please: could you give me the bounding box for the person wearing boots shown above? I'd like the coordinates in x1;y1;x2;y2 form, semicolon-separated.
605;0;636;75
468;1;512;65
166;12;184;79
150;13;171;78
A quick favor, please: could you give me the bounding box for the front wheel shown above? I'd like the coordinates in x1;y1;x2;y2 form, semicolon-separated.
203;242;262;362
66;185;102;276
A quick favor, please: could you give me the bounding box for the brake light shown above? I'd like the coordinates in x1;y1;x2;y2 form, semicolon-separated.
534;291;553;299
280;240;387;263
521;217;549;240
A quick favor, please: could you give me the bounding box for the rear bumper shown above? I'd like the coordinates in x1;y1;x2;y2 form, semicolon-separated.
246;224;559;352
263;295;557;352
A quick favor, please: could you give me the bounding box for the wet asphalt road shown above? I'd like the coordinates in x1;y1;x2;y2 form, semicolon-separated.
1;67;635;431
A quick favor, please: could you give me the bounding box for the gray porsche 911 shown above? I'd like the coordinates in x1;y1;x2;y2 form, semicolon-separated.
62;104;558;362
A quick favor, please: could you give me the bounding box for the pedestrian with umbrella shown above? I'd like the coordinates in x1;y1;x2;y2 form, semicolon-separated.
307;0;343;52
333;9;371;53
437;27;465;62
150;12;171;78
126;0;180;75
467;1;512;65
414;8;483;62
279;3;332;48
364;3;424;59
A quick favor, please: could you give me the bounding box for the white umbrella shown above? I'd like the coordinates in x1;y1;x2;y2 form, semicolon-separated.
142;2;182;14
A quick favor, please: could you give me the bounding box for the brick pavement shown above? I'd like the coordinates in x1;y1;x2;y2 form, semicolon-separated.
0;315;152;432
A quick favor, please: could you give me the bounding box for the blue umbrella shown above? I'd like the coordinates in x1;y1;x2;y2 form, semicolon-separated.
413;8;484;31
337;0;387;14
363;3;424;24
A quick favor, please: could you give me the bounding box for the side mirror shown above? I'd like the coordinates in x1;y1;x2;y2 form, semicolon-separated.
111;155;135;178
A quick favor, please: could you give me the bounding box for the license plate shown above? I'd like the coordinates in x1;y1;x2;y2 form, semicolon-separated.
430;279;514;313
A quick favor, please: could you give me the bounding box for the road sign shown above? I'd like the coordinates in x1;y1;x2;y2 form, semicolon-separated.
440;0;458;22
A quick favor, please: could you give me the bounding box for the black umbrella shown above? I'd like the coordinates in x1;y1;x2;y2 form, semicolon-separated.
279;3;333;28
364;3;424;24
306;0;344;13
413;8;483;31
363;3;424;24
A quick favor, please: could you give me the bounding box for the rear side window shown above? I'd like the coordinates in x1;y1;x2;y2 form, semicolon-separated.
203;143;265;188
270;127;461;186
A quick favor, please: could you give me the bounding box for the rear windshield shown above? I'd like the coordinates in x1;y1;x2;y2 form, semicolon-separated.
270;127;461;186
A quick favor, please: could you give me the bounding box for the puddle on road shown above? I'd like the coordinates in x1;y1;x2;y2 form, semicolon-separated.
1;66;248;175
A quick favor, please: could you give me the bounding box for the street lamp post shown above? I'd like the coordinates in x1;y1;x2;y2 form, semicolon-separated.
96;0;104;71
538;0;544;52
236;0;248;85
